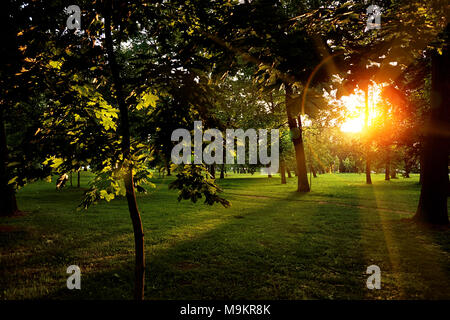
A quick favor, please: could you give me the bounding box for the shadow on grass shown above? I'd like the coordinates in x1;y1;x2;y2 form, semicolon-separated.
3;174;448;300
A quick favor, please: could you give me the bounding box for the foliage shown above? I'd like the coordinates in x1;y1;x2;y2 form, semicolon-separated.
169;164;231;208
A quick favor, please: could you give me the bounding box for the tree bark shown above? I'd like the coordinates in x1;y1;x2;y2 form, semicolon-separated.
104;2;145;299
364;84;372;184
166;158;171;176
339;158;345;173
280;158;287;184
414;47;449;225
220;164;225;179
0;108;19;216
385;154;390;181
287;168;292;178
286;84;310;192
209;164;216;179
419;147;424;184
311;165;317;178
404;156;411;178
390;168;397;179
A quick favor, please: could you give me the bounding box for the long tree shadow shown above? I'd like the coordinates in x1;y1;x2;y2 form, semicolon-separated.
355;182;450;299
4;175;448;300
141;197;373;299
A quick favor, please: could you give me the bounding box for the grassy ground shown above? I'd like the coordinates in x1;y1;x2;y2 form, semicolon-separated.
0;172;449;300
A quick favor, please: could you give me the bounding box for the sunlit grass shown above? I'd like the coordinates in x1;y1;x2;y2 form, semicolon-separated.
0;172;449;299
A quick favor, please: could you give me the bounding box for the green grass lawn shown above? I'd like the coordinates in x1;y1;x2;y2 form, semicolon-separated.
1;172;449;300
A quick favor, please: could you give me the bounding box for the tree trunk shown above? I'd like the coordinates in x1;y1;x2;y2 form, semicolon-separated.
385;154;390;181
287;168;292;178
280;158;286;184
77;170;81;188
414;47;449;225
404;156;411;178
0;108;19;216
419;147;424;184
364;85;372;184
286;85;310;192
104;3;145;299
339;158;345;173
311;165;317;178
209;164;216;179
165;158;171;176
390;168;397;179
70;172;73;187
220;164;225;179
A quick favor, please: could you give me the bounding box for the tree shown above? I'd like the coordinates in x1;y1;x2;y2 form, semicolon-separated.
414;43;449;224
0;0;58;216
17;0;233;300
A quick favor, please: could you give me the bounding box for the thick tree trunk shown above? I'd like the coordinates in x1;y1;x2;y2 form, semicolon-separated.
0;108;19;217
286;85;310;192
104;3;145;299
414;48;449;225
280;158;286;184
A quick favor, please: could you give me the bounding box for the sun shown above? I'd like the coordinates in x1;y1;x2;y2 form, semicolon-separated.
340;93;365;133
341;116;364;133
339;85;382;133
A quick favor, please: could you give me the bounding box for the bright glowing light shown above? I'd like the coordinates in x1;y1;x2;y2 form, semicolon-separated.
340;93;365;133
339;85;383;133
341;116;364;133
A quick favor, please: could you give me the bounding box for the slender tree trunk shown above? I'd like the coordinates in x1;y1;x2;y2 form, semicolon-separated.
104;3;145;299
385;154;390;181
220;144;225;179
0;108;19;216
311;165;317;178
404;157;411;178
390;168;397;179
414;47;449;225
339;158;345;173
209;164;216;179
280;158;286;184
77;170;81;188
419;147;424;184
165;157;171;176
364;84;372;184
286;84;309;192
70;172;73;187
287;168;292;178
220;164;225;179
